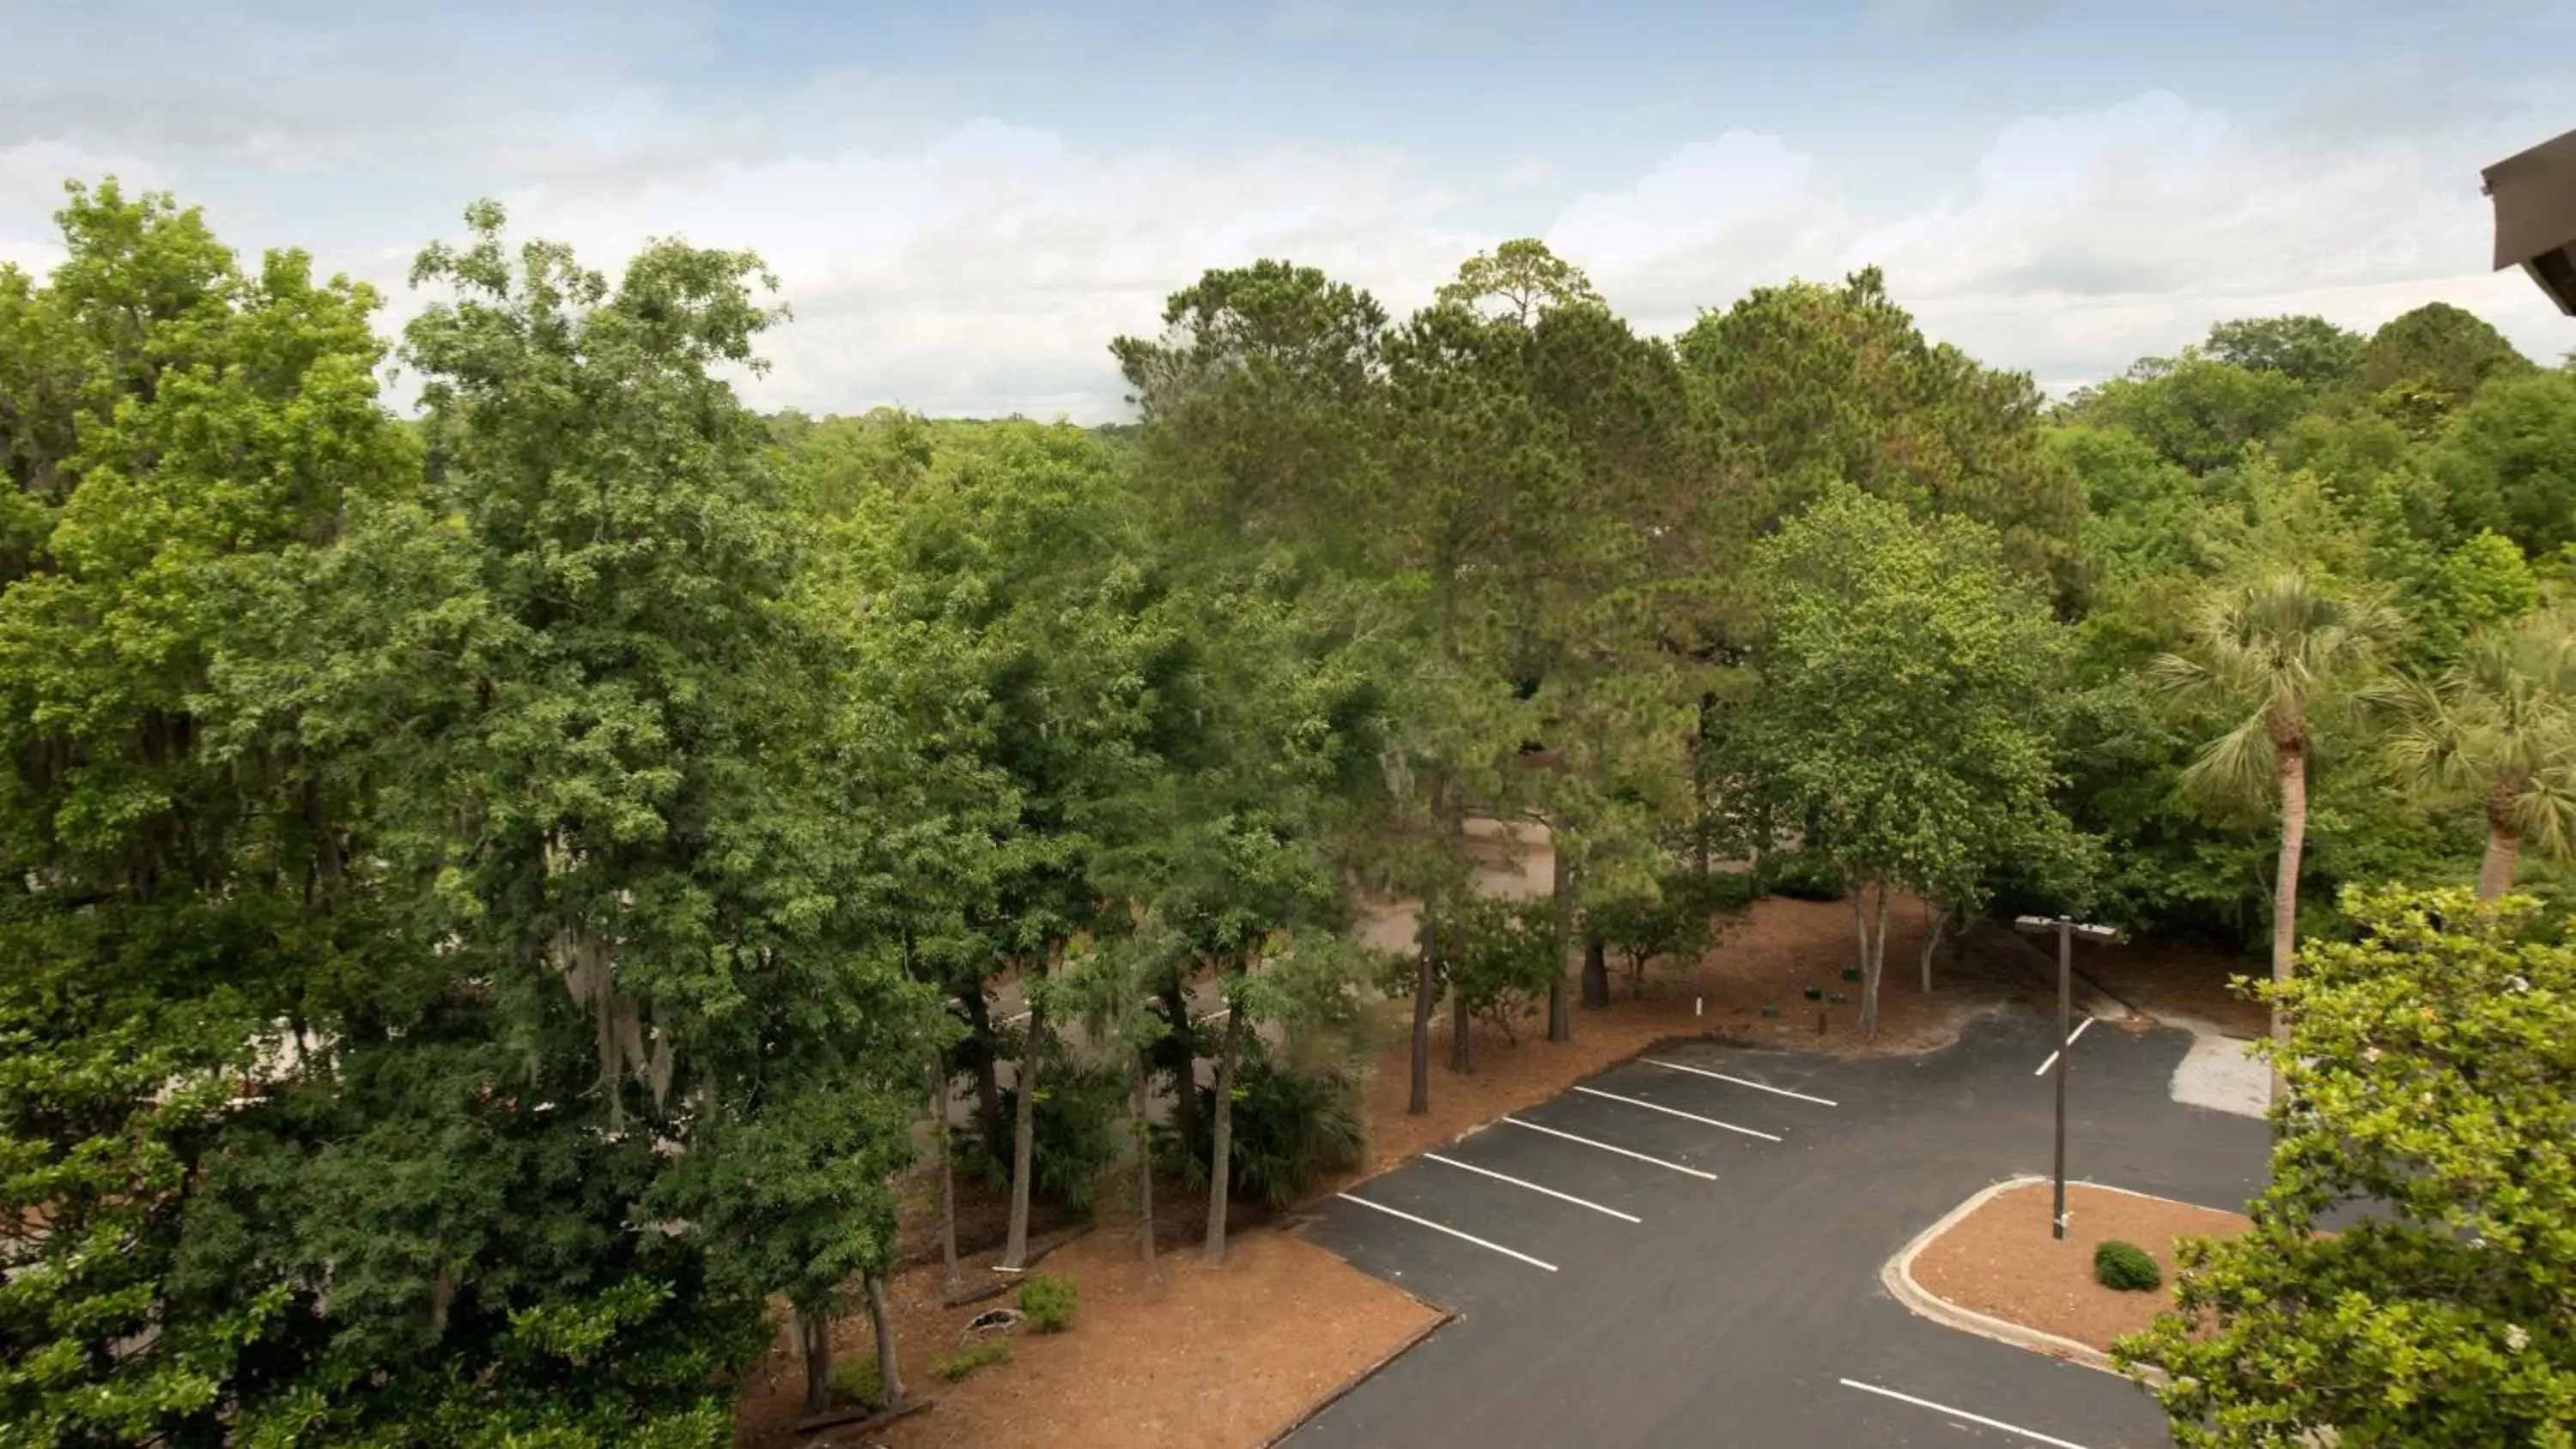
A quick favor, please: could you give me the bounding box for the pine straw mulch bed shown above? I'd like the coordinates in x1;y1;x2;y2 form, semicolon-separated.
732;1174;1442;1449
1909;1180;2255;1352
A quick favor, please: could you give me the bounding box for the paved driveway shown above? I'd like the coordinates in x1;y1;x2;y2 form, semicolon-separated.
1290;1013;2270;1449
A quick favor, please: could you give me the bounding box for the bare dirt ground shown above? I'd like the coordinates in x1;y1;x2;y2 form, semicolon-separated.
1910;1180;2253;1352
2072;936;2267;1037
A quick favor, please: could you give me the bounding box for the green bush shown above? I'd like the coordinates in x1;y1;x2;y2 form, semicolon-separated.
967;1058;1127;1213
829;1355;881;1409
1018;1273;1078;1332
1151;1046;1364;1210
1451;894;1562;1038
2093;1239;2162;1292
1764;850;1847;901
1588;869;1754;996
933;1339;1012;1382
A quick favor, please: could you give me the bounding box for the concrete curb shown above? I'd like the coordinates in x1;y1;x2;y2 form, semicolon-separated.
1878;1174;2170;1388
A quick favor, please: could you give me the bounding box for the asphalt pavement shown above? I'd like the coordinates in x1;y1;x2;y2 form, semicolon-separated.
1288;1011;2271;1449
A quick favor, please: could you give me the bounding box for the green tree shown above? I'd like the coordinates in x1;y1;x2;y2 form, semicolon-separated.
1740;485;2078;1035
396;199;939;1432
1109;258;1386;555
2383;606;2576;898
2202;313;2366;389
2410;528;2541;665
2431;369;2576;560
0;179;453;1447
2358;300;2536;400
835;421;1157;1271
1367;297;1588;1097
2069;352;2313;476
1679;267;2084;592
2117;886;2576;1446
2148;572;2401;1067
1445;248;1710;1041
1435;236;1604;324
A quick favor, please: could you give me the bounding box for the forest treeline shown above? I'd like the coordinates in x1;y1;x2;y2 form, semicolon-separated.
4;182;2573;1445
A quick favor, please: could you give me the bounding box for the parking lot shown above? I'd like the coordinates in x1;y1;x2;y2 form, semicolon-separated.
1289;1013;2272;1448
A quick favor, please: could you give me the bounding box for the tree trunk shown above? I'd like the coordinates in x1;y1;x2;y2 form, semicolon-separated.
1850;889;1868;987
2478;777;2524;900
866;1275;905;1410
1581;932;1609;1009
1000;996;1043;1272
1450;966;1473;1072
931;1054;963;1302
1408;906;1435;1115
1856;878;1887;1039
2269;744;2307;1110
1546;824;1574;1043
1158;976;1200;1152
1134;1047;1157;1274
961;988;1001;1127
1919;902;1951;994
1204;992;1247;1264
798;1307;834;1418
1690;714;1710;882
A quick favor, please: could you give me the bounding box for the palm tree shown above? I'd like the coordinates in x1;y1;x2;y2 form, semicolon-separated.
2149;572;2403;1061
2383;607;2576;899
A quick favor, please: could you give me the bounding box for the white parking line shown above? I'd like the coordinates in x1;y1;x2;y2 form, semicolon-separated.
1838;1379;2093;1449
1422;1153;1641;1223
1642;1058;1838;1107
1572;1085;1783;1142
1333;1192;1558;1270
2033;1016;2097;1076
1500;1117;1718;1179
1000;1009;1032;1027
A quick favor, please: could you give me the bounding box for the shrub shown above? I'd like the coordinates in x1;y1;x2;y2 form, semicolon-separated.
933;1340;1012;1382
2094;1239;2162;1292
829;1355;881;1409
1151;1045;1364;1210
966;1058;1127;1213
1588;869;1754;996
1018;1273;1078;1332
1765;851;1846;901
1450;894;1562;1038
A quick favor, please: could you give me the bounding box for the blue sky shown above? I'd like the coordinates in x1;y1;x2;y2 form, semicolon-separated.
3;0;2570;420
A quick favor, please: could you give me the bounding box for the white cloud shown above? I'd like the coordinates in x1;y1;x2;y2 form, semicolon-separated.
1544;131;1848;327
11;66;2569;423
463;120;1489;421
1544;91;2573;390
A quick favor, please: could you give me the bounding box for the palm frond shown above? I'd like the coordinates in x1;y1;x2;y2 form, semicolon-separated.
2180;712;2281;809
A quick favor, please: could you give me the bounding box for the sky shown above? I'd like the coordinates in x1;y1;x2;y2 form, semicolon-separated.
3;0;2572;421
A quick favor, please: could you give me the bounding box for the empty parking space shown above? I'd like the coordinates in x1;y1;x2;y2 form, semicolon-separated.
1450;1114;1713;1202
1570;1082;1783;1140
1331;1192;1558;1271
1497;1113;1718;1179
1419;1152;1640;1222
1640;1053;1841;1106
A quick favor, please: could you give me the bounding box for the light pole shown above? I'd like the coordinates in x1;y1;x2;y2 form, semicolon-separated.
2014;913;2119;1241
